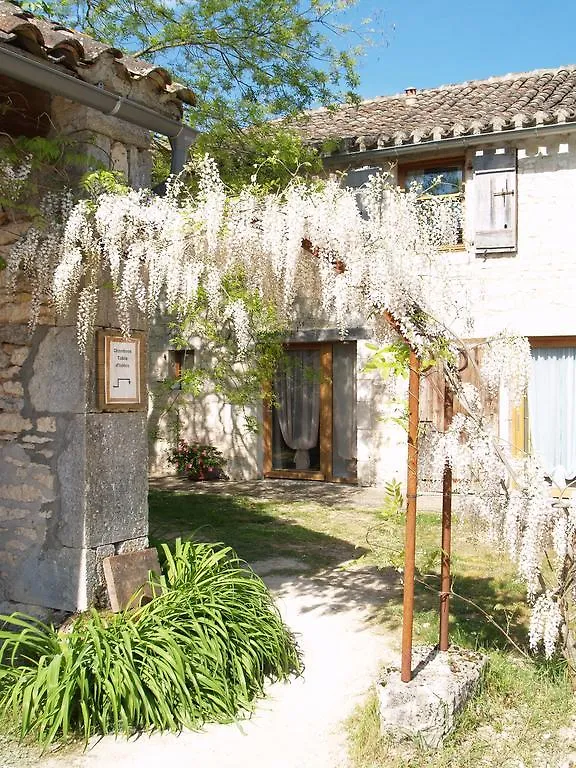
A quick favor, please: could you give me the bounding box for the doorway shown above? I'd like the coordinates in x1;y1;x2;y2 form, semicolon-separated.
263;342;357;483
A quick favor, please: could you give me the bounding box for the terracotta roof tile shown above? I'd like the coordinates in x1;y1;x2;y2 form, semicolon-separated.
0;0;195;106
291;66;576;153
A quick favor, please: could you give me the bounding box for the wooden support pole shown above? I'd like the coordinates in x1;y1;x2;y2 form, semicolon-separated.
439;382;454;652
401;349;420;683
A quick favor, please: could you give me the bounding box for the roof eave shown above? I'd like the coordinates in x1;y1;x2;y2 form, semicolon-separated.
321;121;576;168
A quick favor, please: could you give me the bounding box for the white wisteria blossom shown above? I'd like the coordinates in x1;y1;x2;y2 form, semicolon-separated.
480;332;532;405
0;155;32;203
4;154;574;669
6;157;465;356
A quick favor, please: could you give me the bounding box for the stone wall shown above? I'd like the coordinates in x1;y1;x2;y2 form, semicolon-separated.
148;321;260;480
0;89;164;616
451;137;576;339
0;260;148;614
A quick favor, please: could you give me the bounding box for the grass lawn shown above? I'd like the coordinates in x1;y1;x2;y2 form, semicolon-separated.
150;485;576;768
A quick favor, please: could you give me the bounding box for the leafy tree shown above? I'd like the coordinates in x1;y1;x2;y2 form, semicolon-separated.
153;123;324;192
18;0;363;131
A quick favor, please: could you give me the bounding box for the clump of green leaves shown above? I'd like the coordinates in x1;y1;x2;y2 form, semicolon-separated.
0;135;92;217
0;539;300;746
160;268;286;429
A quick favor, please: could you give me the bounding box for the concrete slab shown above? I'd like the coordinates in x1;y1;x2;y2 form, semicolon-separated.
377;645;487;748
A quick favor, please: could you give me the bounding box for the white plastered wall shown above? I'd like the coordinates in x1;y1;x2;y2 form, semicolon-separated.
149;134;576;486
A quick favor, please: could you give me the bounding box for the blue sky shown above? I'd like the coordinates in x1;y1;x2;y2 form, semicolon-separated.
341;0;576;100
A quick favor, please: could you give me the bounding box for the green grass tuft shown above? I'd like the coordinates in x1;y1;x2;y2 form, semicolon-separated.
0;539;301;746
347;652;575;768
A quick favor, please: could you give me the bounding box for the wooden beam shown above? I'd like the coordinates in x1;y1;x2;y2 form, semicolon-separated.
401;348;420;682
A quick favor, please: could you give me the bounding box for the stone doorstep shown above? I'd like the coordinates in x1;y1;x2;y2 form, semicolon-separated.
377;645;487;749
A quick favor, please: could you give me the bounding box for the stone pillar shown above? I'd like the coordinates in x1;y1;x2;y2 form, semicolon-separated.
0;267;148;614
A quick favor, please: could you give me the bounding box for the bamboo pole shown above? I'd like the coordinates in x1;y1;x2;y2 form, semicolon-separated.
401;349;420;683
439;381;454;652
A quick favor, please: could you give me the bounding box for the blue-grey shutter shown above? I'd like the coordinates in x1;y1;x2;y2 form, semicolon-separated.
474;150;517;254
343;166;382;219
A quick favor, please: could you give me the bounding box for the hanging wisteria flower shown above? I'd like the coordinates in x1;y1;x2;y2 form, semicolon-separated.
529;591;563;658
6;154;574;660
481;332;532;404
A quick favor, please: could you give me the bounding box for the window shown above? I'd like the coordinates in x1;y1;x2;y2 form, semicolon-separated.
403;165;463;197
527;341;576;485
399;158;465;246
168;348;194;390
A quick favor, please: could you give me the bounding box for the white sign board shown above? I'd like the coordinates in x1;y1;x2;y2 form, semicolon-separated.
105;336;141;404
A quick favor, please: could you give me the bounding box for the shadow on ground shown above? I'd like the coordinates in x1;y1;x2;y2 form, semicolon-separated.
150;476;387;508
149;479;529;651
149;482;401;620
149;485;370;570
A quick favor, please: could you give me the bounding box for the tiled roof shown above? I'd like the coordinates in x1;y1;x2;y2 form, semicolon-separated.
0;0;195;106
291;66;576;154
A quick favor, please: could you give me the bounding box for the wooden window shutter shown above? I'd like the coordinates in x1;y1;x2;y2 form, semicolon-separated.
419;364;445;430
473;150;517;254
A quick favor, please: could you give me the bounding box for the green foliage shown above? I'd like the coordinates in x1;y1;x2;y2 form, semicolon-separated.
32;0;364;131
81;169;129;197
381;479;404;518
167;440;226;479
168;268;287;419
363;341;411;380
195;124;324;193
0;134;96;217
0;539;300;746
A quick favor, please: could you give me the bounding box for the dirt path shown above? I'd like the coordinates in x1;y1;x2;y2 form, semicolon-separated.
38;560;397;768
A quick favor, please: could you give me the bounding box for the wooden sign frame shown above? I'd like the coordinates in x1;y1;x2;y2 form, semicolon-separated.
97;330;147;412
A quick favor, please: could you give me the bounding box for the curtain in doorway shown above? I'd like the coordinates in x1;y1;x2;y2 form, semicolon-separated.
529;346;576;482
274;350;321;470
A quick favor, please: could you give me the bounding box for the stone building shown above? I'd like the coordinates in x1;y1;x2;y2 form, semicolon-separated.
0;0;195;615
156;66;576;489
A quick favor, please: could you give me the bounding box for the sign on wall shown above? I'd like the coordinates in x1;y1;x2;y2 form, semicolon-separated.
97;330;146;411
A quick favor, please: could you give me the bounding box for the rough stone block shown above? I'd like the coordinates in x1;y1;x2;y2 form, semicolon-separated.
84;413;148;547
116;536;149;555
0;413;31;433
8;544;88;612
377;646;487;749
103;548;161;612
28;327;87;414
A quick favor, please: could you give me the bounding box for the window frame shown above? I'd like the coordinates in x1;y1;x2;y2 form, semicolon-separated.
512;336;576;494
398;155;466;250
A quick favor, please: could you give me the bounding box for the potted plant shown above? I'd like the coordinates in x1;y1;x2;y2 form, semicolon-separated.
167;440;227;480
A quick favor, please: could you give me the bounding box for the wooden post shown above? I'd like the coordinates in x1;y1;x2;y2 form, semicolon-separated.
401;349;420;683
439;381;454;652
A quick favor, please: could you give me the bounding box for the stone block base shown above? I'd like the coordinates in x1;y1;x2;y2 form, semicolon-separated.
377;646;487;748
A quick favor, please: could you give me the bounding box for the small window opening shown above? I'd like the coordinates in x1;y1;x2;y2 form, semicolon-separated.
168;349;194;390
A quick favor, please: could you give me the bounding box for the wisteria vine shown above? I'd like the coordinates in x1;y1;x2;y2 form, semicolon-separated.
3;155;574;667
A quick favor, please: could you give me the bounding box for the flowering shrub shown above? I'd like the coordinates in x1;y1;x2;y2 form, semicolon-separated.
5;152;574;671
167;440;226;480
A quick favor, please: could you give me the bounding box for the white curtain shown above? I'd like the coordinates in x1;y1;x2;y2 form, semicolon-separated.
530;347;576;481
275;350;320;470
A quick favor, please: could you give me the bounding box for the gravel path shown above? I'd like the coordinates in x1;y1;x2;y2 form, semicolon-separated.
37;560;397;768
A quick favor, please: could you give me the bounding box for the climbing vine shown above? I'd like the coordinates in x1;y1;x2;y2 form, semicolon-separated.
2;153;575;673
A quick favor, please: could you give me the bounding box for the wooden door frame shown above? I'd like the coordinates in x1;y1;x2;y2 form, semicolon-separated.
263;342;357;484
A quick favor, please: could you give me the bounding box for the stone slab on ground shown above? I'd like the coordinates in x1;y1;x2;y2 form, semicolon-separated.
102;548;161;612
377;645;487;749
